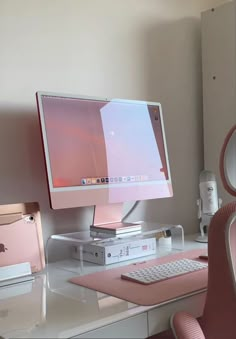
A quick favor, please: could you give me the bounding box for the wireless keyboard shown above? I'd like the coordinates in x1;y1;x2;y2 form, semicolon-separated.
121;258;208;285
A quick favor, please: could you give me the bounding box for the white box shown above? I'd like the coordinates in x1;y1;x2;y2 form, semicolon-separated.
72;237;157;265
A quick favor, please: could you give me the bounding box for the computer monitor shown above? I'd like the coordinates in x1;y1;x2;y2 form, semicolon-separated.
36;92;173;226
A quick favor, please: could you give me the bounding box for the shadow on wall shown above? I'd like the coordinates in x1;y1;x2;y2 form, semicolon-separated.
130;17;204;233
0;17;204;240
0;106;93;244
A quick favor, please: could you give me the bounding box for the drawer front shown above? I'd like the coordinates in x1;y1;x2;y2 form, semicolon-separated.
73;312;148;338
148;292;206;336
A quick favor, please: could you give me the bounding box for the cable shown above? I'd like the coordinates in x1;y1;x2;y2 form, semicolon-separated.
121;201;140;222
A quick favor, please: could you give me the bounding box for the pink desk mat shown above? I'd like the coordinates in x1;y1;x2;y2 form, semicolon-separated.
70;249;208;306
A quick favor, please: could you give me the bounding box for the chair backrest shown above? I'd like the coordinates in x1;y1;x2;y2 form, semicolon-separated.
219;124;236;197
201;203;236;338
200;125;236;338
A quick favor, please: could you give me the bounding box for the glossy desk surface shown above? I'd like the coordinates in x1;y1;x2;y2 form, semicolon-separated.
0;235;207;339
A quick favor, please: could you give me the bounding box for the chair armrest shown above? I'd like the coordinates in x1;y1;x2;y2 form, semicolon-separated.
170;312;205;339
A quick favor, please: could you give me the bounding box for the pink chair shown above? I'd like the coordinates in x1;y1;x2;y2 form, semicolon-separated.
170;125;236;339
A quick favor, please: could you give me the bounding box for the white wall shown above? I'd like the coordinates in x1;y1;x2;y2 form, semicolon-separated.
0;0;228;244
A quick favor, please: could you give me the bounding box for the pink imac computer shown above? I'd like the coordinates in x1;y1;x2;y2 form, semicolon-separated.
36;92;173;229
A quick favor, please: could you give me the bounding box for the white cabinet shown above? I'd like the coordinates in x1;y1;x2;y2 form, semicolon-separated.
148;292;206;336
73;313;148;338
201;1;236;204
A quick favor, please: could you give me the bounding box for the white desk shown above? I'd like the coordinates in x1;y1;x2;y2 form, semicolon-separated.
0;235;207;339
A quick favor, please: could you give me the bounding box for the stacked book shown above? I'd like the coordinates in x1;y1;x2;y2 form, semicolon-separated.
90;222;142;237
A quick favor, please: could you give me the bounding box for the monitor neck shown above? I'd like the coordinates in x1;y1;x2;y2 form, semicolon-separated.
92;203;123;227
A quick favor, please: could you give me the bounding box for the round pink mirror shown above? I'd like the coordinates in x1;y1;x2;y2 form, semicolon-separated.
220;125;236;196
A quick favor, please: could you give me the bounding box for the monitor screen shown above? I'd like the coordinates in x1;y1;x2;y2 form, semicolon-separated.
36;92;173;209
